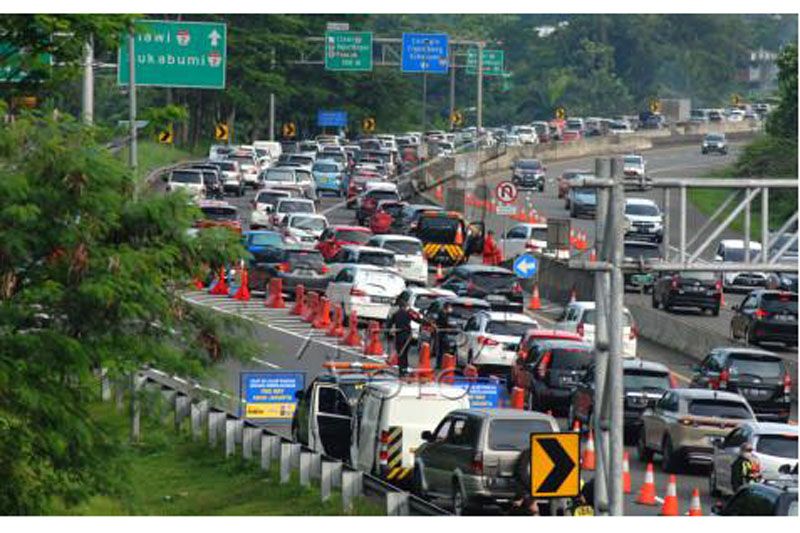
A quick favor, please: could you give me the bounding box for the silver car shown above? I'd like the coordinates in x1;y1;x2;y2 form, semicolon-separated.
413;408;559;514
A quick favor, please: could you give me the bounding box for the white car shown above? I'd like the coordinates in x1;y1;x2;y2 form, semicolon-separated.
166;168;205;202
710;422;798;497
357;181;399;209
500;223;550;260
272;197;316;227
555;301;638;358
456;311;539;372
512;125;539;145
623;154;646;177
217;160;244;196
261;167;298;189
390;287;456;340
252;188;290;215
367;235;427;286
326;265;407;321
715;239;766;291
282;213;328;245
208;143;234;162
326;245;396;279
624;198;663;243
228;152;260;187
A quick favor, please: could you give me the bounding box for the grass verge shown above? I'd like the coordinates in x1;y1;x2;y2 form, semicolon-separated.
54;401;383;516
116;141;202;184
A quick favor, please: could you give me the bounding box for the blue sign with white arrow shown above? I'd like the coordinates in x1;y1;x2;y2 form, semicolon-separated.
401;33;449;73
513;254;538;279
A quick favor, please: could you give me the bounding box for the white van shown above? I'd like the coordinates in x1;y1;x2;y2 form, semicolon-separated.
367;235;428;286
351;380;471;482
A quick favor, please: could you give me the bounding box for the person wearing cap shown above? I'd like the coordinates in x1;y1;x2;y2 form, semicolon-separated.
386;299;421;377
731;442;762;492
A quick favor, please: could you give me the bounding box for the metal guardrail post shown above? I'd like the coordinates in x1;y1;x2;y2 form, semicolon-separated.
174;394;190;432
386;492;410;516
191;400;208;440
224;419;237;457
290;443;301;470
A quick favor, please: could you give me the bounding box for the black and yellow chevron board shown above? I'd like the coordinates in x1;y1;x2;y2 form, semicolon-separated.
384;426;411;480
422;243;464;261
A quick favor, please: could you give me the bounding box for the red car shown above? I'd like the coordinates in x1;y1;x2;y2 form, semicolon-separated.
561;129;582;142
511;329;584;389
315;225;373;260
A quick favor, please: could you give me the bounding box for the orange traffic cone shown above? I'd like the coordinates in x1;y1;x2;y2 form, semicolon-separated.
435;263;444;282
528;283;542;310
327;304;345;337
589;248;597;262
435;184;444;201
569;287;577;304
454;224;464;245
622;452;632;494
569;229;576;248
510;387;525;410
660;475;679;516
636;462;658;506
416;341;433;378
582;429;596;470
441;353;456;383
363;321;384;356
302;292;319;322
291;285;306;316
209;267;229;296
342;310;362;348
313;297;332;329
265;278;285;308
688;487;703;516
232;266;251;301
719;290;726;309
572;419;581;433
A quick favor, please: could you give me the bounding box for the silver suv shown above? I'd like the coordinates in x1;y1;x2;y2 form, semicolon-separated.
413;408;559;514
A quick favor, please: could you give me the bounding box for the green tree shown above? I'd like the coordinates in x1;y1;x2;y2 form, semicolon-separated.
767;44;798;140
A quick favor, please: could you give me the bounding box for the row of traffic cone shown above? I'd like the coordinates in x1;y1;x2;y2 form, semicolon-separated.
636;462;703;516
510;208;544;224
570;228;589;251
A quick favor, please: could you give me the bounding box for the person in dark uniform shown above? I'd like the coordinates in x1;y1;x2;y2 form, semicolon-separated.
433;302;454;368
386;300;421;377
731;442;761;492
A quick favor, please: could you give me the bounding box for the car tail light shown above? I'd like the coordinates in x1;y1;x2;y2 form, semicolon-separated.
715;279;722;293
320;265;329;274
350;287;367;297
754;308;769;320
477;336;499;346
471;452;484;475
538;351;552;379
277;262;290;273
576;322;585;338
719;368;730;390
379;430;390;465
671;276;679;289
512;282;523;294
784;374;792;395
629;325;638;340
669;373;679;388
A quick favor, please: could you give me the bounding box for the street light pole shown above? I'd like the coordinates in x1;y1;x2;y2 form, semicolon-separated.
476;41;484;131
269;47;276;141
81;36;94;125
422;72;428;131
128;29;138;184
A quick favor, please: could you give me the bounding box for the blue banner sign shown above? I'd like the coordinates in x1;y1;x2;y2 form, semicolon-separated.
401;33;449;73
241;371;305;422
317;110;348;127
452;378;506;408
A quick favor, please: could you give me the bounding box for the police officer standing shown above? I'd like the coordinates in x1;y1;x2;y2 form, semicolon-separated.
433;302;454;368
386;300;420;377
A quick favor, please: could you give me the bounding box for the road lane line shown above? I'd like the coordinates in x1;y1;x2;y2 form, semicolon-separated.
252;357;281;369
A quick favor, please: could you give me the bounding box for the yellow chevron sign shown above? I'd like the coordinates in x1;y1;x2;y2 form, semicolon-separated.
423;243;464;261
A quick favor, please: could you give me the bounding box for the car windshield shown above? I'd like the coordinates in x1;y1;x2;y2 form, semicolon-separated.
290;217;326;232
531;228;549;241
381;204;406;219
229;155;254;166
417;216;462;244
676;270;720;282
761;293;798;314
278;201;314;214
256;191;288;205
201;207;237;221
313;163;340;173
414;294;447;311
486;321;532;337
756;435;798;458
171;171;202;184
729;354;784;378
449;303;488;321
706;134;724;141
723;248;760;262
218;162;237;171
359;252;395;267
624;244;662;260
573;188;596;201
583;309;633;327
626;203;660;216
383;240;422;256
472;271;516;291
517;160;542;170
248;233;282;247
488;419;553;451
368;190;400;202
547;347;593;369
265;170;295;182
624;157;643;165
688;400;752;419
336;230;371;244
624;370;670;391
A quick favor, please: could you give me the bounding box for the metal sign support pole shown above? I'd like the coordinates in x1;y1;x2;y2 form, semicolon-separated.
744;188;752;264
422;72;427;131
761;187;769;263
449;46;456;129
128;30;138;181
82;36;94;125
476;42;484;130
662;188;670;261
269;48;276;141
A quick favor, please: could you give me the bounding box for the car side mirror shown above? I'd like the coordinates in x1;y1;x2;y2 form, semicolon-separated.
421;430;434;442
161;174;169;182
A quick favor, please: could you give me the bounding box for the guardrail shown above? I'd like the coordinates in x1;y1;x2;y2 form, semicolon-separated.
110;366;450;516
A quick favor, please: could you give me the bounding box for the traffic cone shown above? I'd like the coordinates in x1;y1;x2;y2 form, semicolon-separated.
635;463;658;506
303;292;319;323
568;287;577;304
510;387;525;410
326;304;345;337
688;487;703;516
572;419;581;432
192;277;205;290
209;267;229;295
313;297;332;329
589;248;597;262
232;266;251;301
435;184;444;201
386;348;399;367
660;475;679;516
265;278;285;308
441;353;456;383
719;290;726;309
291;285;306;316
454;224;464;245
528;283;542;310
622;452;632;494
363;321;384;356
569;229;576;248
416;341;433;378
342;310;362;348
582;429;596;470
435;263;444;282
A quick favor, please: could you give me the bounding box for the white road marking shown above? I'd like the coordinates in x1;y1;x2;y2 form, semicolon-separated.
251;357;281;369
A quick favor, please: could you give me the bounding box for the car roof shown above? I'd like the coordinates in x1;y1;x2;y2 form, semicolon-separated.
341;245;394;255
371;234;422;244
747;422;799;436
277;197;314;204
454;265;513;275
440;296;491;306
526;329;583;341
450;408;556;421
714;346;781;358
512;223;548;230
197;199;235;208
568;300;632;313
482;311;538;323
245;230;280;237
349;264;401;274
287;213;327;220
622;358;670;373
332;225;371;232
256;188;291;196
720;239;762;249
671;388;747;402
626;197;657;206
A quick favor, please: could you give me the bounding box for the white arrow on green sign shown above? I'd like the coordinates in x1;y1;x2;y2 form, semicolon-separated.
466;49;505;76
324;31;373;72
118;19;227;89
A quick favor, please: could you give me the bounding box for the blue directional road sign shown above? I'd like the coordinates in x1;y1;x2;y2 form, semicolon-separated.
513;254;538;279
317;110;348;128
401;33;449;73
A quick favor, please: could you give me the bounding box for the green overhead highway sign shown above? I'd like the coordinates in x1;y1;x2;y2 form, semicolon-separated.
118;19;227;89
0;43;52;83
466;49;504;76
324;31;373;71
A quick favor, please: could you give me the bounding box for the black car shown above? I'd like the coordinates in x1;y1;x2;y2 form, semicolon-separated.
249;247;331;295
569;359;673;441
652;270;722;315
517;338;594;415
690;347;792;423
623;241;662;293
730;290;798;348
569;187;597;218
438;265;524;311
511;159;546;191
418;296;491;357
714;481;798;516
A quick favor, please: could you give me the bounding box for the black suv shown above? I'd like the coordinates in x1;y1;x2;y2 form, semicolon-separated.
652;270;722;315
418;296;491;358
249;247;330;295
714;480;798;516
511;159;546;191
569;359;673;441
689;347;792;423
438;265;524;311
731;290;798;348
623;241;662;293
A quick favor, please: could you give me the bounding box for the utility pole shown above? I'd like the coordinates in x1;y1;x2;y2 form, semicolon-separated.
128;29;138;183
81;36;94;125
269;47;276;141
421;72;428;131
449;45;456;129
476;41;484;131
